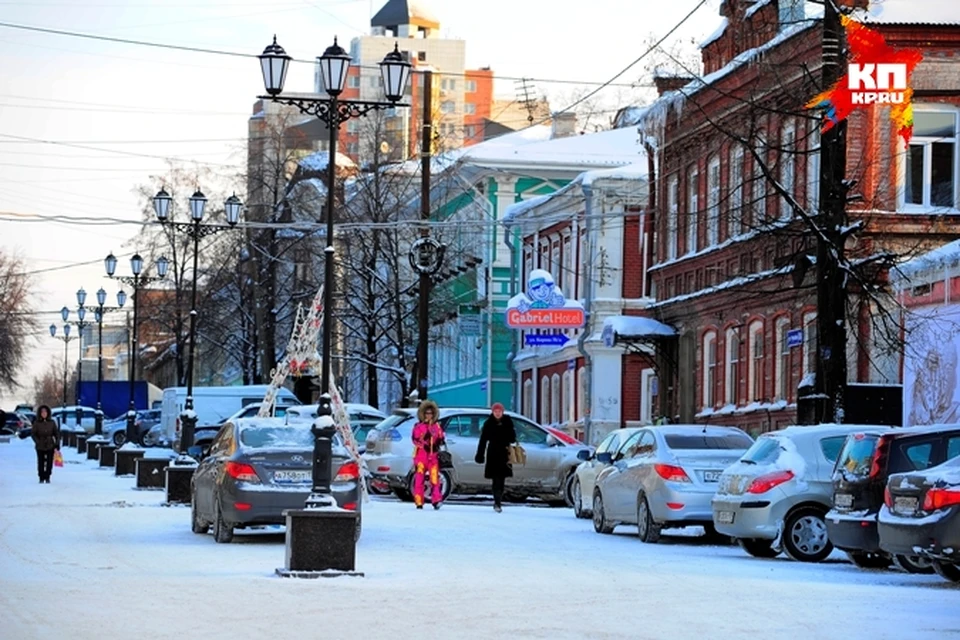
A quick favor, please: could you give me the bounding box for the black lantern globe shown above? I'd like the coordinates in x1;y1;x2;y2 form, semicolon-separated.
259;36;292;96
156;255;170;278
77;287;87;307
131;254;144;276
61;306;69;322
224;194;243;226
380;43;411;103
318;37;351;97
96;287;107;307
104;252;118;277
117;290;127;308
49;324;56;338
189;189;207;222
153;187;172;222
63;323;71;337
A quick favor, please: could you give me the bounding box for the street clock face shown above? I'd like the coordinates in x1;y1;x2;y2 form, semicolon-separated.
409;237;445;275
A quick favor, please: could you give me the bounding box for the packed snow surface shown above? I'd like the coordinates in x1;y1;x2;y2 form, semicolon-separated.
1;438;959;639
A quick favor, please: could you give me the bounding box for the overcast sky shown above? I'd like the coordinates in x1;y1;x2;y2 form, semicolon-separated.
0;0;723;405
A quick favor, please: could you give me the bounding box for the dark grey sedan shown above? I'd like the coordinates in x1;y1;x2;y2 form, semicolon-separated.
190;418;362;543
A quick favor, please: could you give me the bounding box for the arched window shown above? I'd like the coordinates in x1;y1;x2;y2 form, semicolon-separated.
577;367;586;420
703;331;717;409
780;120;796;219
562;370;573;424
666;175;679;260
748;320;765;402
725;328;741;406
540;376;550;425
707;156;721;246
687;166;699;254
728;146;745;238
803;312;818;380
775;317;791;401
551;374;561;425
522;379;534;420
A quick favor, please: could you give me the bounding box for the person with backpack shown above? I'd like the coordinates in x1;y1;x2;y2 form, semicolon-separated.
411;400;446;510
31;405;60;483
475;403;517;513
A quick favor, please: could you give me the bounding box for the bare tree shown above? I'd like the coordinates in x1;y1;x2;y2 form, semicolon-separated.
0;250;34;390
31;355;69;409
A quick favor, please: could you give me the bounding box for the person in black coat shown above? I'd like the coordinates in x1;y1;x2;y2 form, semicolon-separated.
474;402;517;512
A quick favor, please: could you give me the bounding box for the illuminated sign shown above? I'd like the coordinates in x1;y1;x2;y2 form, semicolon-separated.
506;269;585;330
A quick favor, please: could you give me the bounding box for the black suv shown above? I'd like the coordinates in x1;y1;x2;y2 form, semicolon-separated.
826;424;960;572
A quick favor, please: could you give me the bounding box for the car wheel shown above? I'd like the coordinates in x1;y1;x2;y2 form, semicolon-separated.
571;478;588;519
933;560;960;583
636;493;661;544
213;499;233;544
139;430;155;447
563;471;577;508
847;551;892;570
592;491;614;534
703;522;732;544
191;490;210;534
394;488;414;502
112;430;126;447
738;538;780;558
894;554;935;574
782;507;832;563
406;470;452;503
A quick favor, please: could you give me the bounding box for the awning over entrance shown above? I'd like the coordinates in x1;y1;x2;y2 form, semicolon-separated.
601;315;676;348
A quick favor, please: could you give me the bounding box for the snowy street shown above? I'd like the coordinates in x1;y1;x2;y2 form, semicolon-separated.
1;438;958;640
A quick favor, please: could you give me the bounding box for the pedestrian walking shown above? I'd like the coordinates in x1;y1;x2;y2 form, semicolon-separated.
411;399;446;510
475;402;517;513
31;405;60;483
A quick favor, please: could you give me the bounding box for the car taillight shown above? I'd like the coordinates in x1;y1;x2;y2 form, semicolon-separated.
884;486;892;508
387;428;402;441
868;435;890;480
923;488;960;511
225;461;260;483
334;461;360;482
747;470;795;494
654;463;691;483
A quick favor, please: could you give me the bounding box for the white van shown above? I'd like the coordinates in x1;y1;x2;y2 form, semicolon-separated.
160;385;299;443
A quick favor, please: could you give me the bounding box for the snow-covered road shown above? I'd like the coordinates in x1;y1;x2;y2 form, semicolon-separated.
1;437;958;640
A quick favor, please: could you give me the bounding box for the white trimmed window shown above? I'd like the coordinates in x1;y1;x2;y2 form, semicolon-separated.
562;233;572;292
667;175;679;260
465;102;476;115
748;320;765;402
540;376;550;425
902;108;959;211
803;312;818;380
562;370;573;423
707;156;721;246
523;379;534;419
703;331;717;409
729;146;745;238
725;328;741;406
807;127;821;212
775;317;790;401
577;367;586;420
551;374;561;424
687;167;699;254
753;138;767;223
780;121;796;219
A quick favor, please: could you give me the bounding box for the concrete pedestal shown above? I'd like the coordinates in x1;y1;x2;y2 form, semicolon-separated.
98;444;117;468
115;449;145;476
76;434;88;454
136;458;170;489
86;437;108;460
276;509;361;577
66;432;77;448
165;465;195;504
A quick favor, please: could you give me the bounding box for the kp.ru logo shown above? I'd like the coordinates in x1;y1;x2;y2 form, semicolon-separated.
848;63;908;105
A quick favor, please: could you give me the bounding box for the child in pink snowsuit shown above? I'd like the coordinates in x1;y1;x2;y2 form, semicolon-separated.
411;399;445;509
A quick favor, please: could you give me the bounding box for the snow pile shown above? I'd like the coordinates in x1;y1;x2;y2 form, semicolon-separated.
892;238;960;286
700;17;729;48
603;315;676;338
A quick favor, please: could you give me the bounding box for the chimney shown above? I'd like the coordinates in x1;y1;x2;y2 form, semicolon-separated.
654;75;694;96
551;111;578;138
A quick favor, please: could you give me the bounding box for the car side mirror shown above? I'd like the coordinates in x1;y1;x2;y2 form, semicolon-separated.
187;445;204;460
596;451;613;464
576;449;591;461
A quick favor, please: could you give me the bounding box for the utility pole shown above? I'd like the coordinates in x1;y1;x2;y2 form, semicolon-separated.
813;0;850;423
417;69;434;404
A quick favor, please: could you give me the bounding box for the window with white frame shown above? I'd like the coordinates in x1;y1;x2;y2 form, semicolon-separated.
347;120;359;134
725;328;741;405
903;108;959;210
465;125;476;139
729;147;745;238
803;312;818;380
465;102;476;115
465;79;477;93
440;100;456;114
348;75;361;88
562;370;572;424
775;317;790;401
577;233;587;298
523;379;534;419
687;167;699;254
703;331;717;409
523;245;533;288
562;233;572;292
667;175;679;260
551;374;561;424
753;138;767;223
577;367;586;420
707;157;721;246
807;127;821;212
780;121;796;219
748;321;765;402
540;376;550;425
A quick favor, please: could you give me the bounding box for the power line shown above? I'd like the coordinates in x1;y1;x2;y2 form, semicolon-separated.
0;133;238;167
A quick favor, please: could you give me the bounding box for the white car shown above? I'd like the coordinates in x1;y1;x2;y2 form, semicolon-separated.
51;406;99;434
571;427;643;518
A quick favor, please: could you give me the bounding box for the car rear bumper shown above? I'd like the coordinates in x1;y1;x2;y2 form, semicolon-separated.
878;506;960;562
825;510;880;552
650;487;716;525
363;453;413;488
222;485;359;526
712;495;782;540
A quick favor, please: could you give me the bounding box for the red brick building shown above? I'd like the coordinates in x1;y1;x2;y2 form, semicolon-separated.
617;0;960;434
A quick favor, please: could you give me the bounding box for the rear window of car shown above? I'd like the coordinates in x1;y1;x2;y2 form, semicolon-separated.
239;427;314;449
375;413;415;433
664;432;753;450
741;436;783;464
834;434;879;477
819;435;848;463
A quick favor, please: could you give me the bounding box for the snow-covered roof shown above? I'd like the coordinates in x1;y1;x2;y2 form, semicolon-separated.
700;17;729;48
892;239;960;286
745;0;773;19
462;126;643;169
298;151;357;173
853;0;960;26
581;162;648;186
603;315;676;338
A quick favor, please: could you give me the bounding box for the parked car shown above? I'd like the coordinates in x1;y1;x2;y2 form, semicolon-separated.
286;403;387;451
827;424;960;572
571;427;643;518
592;425;753;541
50;406;98;434
364;407;591;504
713;424;876;563
101;409;163;447
190;418;362;543
2;411;29;436
185;401;300;457
878;456;960;583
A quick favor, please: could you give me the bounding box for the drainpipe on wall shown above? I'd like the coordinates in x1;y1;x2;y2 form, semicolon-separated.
503;225;518;410
578;181;595;444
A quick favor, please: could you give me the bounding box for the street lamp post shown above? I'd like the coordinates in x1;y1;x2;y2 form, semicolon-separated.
73;289;91;430
104;252;168;445
93;288;126;436
258;35;410;510
152;188;242;455
49;319;76;419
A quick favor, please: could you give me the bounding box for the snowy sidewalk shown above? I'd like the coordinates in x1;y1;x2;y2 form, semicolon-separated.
1;437;958;640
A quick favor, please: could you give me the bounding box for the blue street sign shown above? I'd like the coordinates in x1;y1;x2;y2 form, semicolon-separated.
786;328;803;349
525;333;570;347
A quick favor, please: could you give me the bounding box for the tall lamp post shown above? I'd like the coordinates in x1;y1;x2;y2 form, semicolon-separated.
104;252;168;445
92;288;127;436
257;35;410;510
152;188;242;455
49;317;76;417
72;290;92;429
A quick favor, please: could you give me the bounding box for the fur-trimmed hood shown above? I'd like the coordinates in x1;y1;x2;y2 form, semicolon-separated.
417;399;440;423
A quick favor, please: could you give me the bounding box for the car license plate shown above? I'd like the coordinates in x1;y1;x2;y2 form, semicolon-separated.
834;493;853;509
893;496;918;515
273;470;311;484
703;470;722;483
717;511;735;525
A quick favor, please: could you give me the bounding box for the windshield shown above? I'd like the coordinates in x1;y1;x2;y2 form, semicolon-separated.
833;434;880;477
741;436;783;465
665;432;753;450
374;413;415;433
239;426;314;449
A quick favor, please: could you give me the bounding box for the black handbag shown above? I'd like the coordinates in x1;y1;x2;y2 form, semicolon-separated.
437;449;454;469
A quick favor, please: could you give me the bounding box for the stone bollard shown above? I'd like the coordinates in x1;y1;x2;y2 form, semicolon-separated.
276;509;362;577
86;437;108;460
165;456;198;504
136;457;171;489
66;431;77;448
76;434;88;454
115;448;145;476
98;443;117;468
